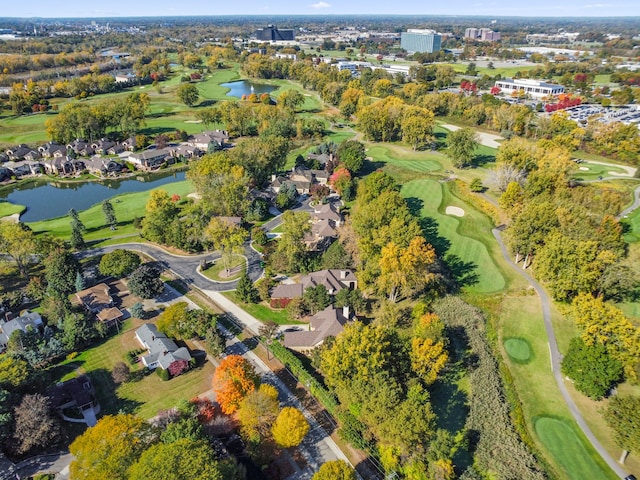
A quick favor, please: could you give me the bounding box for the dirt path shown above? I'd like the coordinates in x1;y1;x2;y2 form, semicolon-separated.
441;124;503;148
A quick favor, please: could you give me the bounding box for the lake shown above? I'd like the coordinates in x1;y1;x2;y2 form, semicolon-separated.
1;170;187;222
220;80;278;98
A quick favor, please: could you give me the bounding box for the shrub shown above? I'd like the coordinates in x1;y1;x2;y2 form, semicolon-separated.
156;367;170;381
112;362;131;384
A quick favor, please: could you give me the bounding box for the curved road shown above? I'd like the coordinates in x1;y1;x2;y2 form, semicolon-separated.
492;228;629;479
618;184;640;219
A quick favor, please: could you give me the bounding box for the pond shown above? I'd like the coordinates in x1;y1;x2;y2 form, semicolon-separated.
220;80;278;98
1;170;187;222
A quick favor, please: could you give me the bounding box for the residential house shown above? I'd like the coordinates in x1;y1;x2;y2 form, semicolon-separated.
46;374;100;426
128;149;169;170
305;202;343;251
189;130;229;152
84;157;123;176
66;139;95;157
0;311;43;352
38;141;67;158
270;166;330;196
283;305;352;352
43;156;85;176
135;323;192;370
5;144;32;161
167;144;202;161
22;149;41;162
121;137;136;152
4;160;43;177
0;167;11;181
76;283;124;328
269;269;356;307
91;138;116;155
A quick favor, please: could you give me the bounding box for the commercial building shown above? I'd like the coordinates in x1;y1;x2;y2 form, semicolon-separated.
255;25;294;41
494;78;565;98
400;29;442;54
465;28;501;42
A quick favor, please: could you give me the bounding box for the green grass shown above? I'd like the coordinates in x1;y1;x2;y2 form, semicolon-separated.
27;179;194;240
503;337;532;363
222;291;303;325
197;66;242;100
438;62;537;78
201;254;246;281
0;200;26;218
401;178;506;293
53;322;214;419
535;417;612;480
572;161;630;181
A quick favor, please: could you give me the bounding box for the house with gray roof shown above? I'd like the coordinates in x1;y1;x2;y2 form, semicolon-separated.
136;323;192;371
0;311;43;352
270;269;356;308
283;306;352;352
189;130;229;152
128;148;169;171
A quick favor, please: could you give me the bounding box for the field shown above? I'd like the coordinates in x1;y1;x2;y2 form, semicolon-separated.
27;179;194;241
0;200;25;217
53;320;214;420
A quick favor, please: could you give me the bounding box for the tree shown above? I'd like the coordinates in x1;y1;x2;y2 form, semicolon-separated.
176;83;200;107
604;395;640;464
337;140;366;173
561;337;623;399
69;208;86;249
447;128;479;168
212;354;260;414
236;271;259;303
278;89;305;111
401;106;435;151
128;264;164;299
130;302;146;319
129;439;225;480
237;384;279;442
70;414;154;480
142;190;179;245
111;362;130;384
271;407;309;448
99;249;141;278
303;284;332;314
329;167;353;200
13;393;61;454
204;218;247;276
0;222;38;278
275;210;311;273
313;460;357;480
102;199;117;229
275;181;298;210
45;247;80;298
378;237;437;302
156;302;190;339
205;326;226;357
0;355;31;388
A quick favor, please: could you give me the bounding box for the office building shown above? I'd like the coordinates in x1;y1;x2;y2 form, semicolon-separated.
400;29;442;54
255;25;295;41
494;78;565;98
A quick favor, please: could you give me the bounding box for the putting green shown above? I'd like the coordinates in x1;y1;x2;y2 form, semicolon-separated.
534;417;611;480
504;337;532;363
401;178;505;293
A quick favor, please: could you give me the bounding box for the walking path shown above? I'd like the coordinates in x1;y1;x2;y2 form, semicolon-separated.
441;124;503;148
492;228;630;479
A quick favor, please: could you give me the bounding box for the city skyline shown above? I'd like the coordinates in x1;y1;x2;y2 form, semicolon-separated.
1;0;640;19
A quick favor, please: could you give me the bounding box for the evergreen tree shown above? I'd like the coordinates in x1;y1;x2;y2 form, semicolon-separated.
75;272;85;293
236;271;259;303
102;200;117;230
69;208;86;249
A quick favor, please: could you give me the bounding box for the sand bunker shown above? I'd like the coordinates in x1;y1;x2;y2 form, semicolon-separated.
445;206;465;217
579;166;589;171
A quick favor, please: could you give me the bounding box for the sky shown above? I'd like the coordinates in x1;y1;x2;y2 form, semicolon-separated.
2;0;640;18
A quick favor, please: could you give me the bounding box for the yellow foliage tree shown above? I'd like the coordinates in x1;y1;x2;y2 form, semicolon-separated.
69;414;152;480
271;407;309;448
236;384;279;442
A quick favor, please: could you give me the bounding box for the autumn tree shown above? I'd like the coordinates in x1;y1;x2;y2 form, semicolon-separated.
378;237;437;302
447;127;479;168
12;393;61;454
0;221;39;278
271;407;309;448
411;312;448;385
0;355;31;388
401;106;435;151
176;83;200;106
99;249;141;278
337;140;366;174
156;302;190;339
604;395;640;464
237;383;279;442
274;210;311;273
278;89;305;112
70;414;154;480
141;190;179;245
313;460;357;480
204;218;247;276
213;354;260;414
111;362;130;384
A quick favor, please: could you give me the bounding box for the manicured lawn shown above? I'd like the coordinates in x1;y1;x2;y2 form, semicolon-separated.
197;66;242;100
54;321;214;420
27;179;194;240
0;200;25;218
401;178;506;293
201;254;246;282
437;62;537;78
498;295;617;480
269;79;323;112
222;291;303;325
572;161;630;181
535;417;613;480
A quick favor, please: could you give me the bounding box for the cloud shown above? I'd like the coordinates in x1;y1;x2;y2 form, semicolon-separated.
311;1;331;8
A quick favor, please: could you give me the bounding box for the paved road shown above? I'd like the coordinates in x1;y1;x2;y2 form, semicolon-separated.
441;123;503;148
492;228;630;479
618;184;640;219
14;452;73;479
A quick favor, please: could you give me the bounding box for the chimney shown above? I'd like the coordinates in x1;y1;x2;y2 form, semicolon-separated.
271;174;276;182
342;306;350;319
340;270;347;279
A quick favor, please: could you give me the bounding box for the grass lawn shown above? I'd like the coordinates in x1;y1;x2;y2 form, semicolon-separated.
269;79;323;112
572;161;630;181
197;66;242;100
498;294;617;480
438;62;537;78
222;291;303;325
400;178;507;293
201;254;246;282
53;321;214;420
0;200;25;218
27;179;194;240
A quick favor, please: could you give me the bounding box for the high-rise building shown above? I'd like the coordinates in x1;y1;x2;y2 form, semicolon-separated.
255;25;295;41
464;28;479;39
464;27;501;42
400;29;442;54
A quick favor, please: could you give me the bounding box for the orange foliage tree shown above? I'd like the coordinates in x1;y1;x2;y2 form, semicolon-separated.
213;354;260;414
